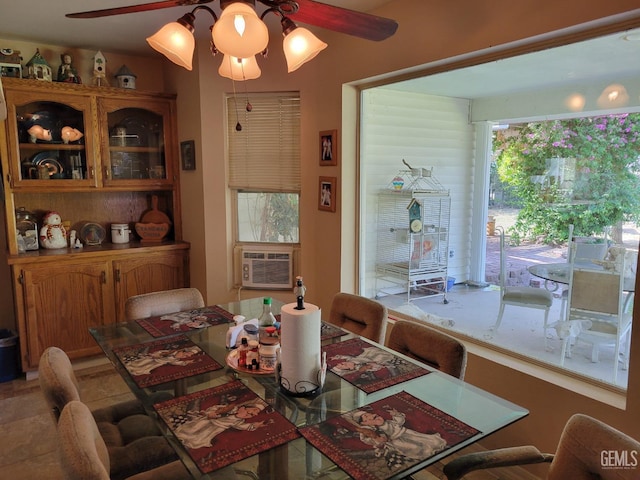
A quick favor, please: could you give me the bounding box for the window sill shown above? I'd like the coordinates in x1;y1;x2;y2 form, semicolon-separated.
387;313;627;410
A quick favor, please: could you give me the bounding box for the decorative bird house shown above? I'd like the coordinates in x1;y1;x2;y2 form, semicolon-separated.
115;64;136;89
0;48;22;78
92;50;108;86
25;49;52;82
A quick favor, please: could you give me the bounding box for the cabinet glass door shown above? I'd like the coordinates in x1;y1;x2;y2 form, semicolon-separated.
100;99;173;186
7;92;95;187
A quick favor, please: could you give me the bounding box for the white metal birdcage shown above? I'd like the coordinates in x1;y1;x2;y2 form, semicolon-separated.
376;166;451;303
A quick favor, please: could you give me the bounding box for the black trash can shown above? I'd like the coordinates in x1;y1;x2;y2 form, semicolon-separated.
0;329;19;383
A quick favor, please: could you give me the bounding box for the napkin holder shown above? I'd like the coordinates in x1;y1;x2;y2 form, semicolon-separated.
226;318;258;349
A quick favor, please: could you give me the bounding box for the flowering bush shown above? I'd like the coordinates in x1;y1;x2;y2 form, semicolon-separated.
493;114;640;244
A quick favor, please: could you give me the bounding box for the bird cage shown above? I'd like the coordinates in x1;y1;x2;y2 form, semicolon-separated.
376;166;451;303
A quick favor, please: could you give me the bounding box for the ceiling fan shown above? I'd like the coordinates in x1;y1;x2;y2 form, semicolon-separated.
66;0;399;42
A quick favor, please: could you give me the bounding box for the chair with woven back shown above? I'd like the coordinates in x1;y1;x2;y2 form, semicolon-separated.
443;413;640;479
386;319;467;379
492;227;554;342
124;287;205;321
57;400;190;480
559;242;633;384
328;292;388;344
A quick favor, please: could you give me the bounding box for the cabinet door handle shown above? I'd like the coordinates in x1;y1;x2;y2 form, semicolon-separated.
101;271;106;284
115;269;120;282
89;166;95;179
104;166;110;179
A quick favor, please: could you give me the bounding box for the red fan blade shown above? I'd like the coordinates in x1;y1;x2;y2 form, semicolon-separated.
290;0;398;41
66;0;214;19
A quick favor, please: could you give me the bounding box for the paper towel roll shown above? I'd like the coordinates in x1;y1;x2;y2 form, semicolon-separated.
279;302;322;395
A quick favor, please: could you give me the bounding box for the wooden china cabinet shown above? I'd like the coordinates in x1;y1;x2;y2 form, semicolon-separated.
0;78;190;371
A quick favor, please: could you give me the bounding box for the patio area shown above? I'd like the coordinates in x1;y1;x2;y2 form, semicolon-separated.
378;210;639;389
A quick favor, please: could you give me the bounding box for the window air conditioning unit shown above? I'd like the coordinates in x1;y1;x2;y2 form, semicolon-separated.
241;247;293;289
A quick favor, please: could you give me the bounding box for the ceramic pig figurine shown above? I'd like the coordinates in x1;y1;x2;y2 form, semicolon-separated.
27;124;52;143
61;126;83;144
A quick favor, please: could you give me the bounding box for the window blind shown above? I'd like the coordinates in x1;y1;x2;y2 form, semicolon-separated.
227;92;301;192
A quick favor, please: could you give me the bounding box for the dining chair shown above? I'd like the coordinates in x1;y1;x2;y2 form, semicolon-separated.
38;347;177;479
124;287;205;321
443;413;640;479
328;292;388;344
386;320;467;379
492;228;554;342
57;400;189;480
560;243;633;383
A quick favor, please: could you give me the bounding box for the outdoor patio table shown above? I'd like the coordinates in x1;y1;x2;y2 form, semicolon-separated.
529;262;635;292
89;296;528;480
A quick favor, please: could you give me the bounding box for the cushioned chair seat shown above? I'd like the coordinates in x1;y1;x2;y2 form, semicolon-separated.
387;320;467;379
58;400;189;480
502;286;553;306
125;288;205;321
39;347;177;479
328;292;388;344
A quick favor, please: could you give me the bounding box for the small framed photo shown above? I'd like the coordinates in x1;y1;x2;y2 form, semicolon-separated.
319;130;337;166
180;140;196;170
318;176;337;212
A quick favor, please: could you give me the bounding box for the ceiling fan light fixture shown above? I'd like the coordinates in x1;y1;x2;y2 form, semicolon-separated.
146;13;196;70
212;2;269;58
281;18;327;73
218;54;262;81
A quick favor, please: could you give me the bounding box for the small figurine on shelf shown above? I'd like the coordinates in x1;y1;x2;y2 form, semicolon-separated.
61;126;83;144
39;211;67;249
27;124;52;143
57;53;81;83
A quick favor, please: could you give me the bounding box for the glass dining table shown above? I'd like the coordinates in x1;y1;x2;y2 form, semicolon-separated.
89;296;528;480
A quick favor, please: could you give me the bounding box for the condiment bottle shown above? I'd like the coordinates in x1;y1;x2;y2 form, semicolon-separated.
238;337;249;368
259;336;279;372
258;297;277;327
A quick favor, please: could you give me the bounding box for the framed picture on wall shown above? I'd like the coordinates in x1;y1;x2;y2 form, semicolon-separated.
181;140;196;170
319;130;337;166
318;176;337;212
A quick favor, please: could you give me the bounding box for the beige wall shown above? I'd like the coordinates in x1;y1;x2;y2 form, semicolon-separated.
174;0;640;475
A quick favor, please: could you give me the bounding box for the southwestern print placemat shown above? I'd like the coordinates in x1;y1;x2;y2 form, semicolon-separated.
321;321;349;341
136;305;236;337
154;379;300;474
322;338;430;393
299;391;480;480
113;335;222;388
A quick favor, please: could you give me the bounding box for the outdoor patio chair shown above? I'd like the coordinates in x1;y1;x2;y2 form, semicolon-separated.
559;242;633;384
328;292;388;344
124;287;205;321
492;228;554;341
443;413;640;480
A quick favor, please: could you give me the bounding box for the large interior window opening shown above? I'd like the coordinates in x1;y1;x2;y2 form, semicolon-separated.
359;29;640;390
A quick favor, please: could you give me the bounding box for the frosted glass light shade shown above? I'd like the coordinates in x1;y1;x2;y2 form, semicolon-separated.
218;54;261;81
283;26;327;73
147;21;195;70
212;3;269;58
